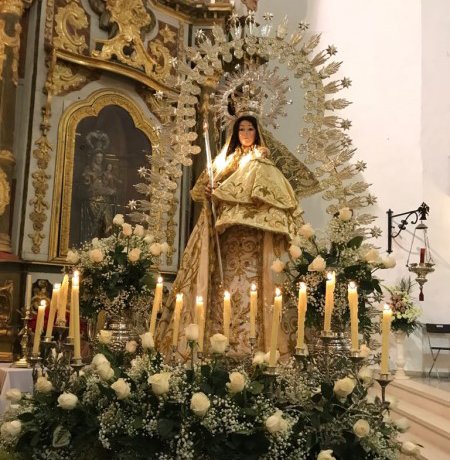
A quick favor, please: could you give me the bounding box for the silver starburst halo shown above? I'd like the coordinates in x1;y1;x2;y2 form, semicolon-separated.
212;64;290;130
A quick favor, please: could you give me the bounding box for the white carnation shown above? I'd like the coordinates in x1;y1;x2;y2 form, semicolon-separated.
190;392;210;417
353;419;370;438
333;377;356;398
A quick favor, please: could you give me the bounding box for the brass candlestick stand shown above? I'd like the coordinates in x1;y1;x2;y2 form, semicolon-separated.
375;372;394;404
294;345;308;370
13;303;33;368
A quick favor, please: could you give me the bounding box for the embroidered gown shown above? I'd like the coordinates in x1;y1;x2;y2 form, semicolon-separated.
156;147;303;360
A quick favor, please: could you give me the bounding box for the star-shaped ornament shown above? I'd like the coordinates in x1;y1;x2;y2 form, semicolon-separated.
138;167;147;177
326;45;338;56
341;119;352;130
355;160;367;172
169;56;178;68
229;12;239;23
160;24;176;45
298;21;310;31
370;226;382;238
263;12;274;21
341;77;352;88
128;200;137;210
155;91;164;100
366;194;378;205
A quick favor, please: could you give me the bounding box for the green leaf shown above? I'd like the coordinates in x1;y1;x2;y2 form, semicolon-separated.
347;236;364;248
18;412;34;423
247;381;264;395
52;425;71;448
157;418;178;440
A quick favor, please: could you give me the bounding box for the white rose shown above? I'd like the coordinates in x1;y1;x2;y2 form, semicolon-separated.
226;372;246;394
264;350;280;364
357;367;374;385
6;388;22;402
185;323;199;342
210;333;229;354
333;377;356;398
144;234;155;244
265;410;288;434
382;255;396;268
113;214;124;226
308;255;326;272
385;395;398;410
394;417;410;432
353;419;370;438
91;353;108;368
149;242;162;256
270;258;285;273
122;223;133;237
401;441;420;456
1;420;21;438
66;250;80;264
289;245;302;259
299;223;315;239
111;378;131;400
57;392;78;410
35;376;53;393
338;207;353;221
125;340;137;353
363;248;380;264
317;450;336;460
98;330;113;344
252;351;266;366
359;343;370;358
97;362;114;381
133;224;144;236
140;332;154;350
190;392;210;417
128;248;142;263
89;248;104;263
160;242;170;254
148;372;171;396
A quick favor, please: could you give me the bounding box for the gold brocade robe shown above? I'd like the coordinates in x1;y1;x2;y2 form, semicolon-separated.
156;149;303;360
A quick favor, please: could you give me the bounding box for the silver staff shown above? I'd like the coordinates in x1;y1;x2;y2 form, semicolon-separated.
203;122;224;286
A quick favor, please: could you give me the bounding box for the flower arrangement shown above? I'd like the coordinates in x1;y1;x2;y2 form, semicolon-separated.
286;208;396;342
0;332;418;460
384;278;422;336
66;214;169;320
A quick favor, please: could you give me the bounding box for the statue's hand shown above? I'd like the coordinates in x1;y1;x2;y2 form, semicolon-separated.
205;183;213;200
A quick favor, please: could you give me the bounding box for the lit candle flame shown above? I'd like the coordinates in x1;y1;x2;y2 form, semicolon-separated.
40;300;47;308
327;271;335;281
275;287;281;297
299;282;307;291
176;293;183;301
54;283;61;290
348;281;357;290
196;296;203;304
251;283;257;292
157;276;163;284
383;303;392;312
224;290;231;300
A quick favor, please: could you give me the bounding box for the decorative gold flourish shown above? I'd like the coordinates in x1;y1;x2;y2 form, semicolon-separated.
52;62;90;95
0;0;32;16
53;1;89;54
0;20;21;85
160;24;176;45
44;0;55;47
0;166;10;216
92;0;170;82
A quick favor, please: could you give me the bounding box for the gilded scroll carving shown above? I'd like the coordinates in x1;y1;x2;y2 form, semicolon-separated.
92;0;171;82
53;1;89;54
0;0;33;16
0;20;21;86
0;166;10;216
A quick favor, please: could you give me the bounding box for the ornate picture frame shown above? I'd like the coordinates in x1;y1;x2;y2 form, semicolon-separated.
49;89;160;263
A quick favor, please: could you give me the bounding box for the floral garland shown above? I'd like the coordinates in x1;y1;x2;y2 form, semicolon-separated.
0;330;420;460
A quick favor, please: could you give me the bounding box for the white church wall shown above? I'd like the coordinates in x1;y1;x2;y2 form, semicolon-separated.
256;0;431;372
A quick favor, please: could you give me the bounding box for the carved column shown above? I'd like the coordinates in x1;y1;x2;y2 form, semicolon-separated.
0;0;32;253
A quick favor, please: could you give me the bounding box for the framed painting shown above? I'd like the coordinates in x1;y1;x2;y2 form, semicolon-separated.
49;89;160;262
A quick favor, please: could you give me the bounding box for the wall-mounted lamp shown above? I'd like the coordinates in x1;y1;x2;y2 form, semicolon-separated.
387;202;434;300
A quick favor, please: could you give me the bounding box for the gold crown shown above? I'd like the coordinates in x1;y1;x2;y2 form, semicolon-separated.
231;83;264;118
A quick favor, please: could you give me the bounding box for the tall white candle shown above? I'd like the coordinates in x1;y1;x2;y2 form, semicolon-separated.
72;273;81;360
296;282;307;350
324;271;336;332
25;274;32;309
150;276;163;336
45;283;60;339
348;282;359;351
249;283;257;339
172;293;184;348
380;304;392;374
269;288;282;367
195;296;205;352
57;274;69;325
223;290;231;339
32;300;46;355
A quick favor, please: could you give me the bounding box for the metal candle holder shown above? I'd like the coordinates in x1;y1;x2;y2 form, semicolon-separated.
29;354;42;384
375;373;394;404
13;304;33;368
294;345;308;370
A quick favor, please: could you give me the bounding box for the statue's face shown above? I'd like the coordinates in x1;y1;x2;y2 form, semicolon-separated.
238;120;256;148
94;153;104;165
